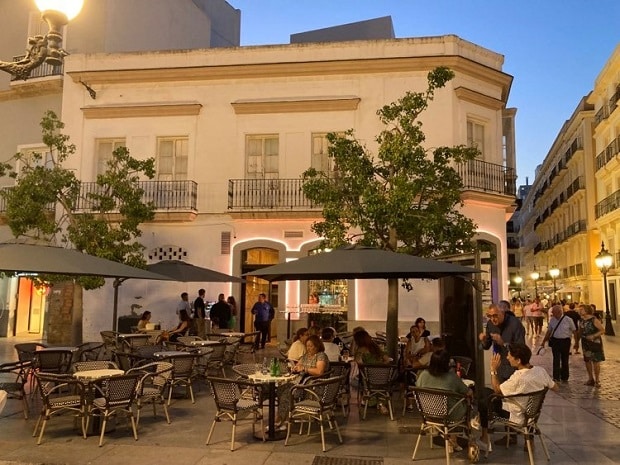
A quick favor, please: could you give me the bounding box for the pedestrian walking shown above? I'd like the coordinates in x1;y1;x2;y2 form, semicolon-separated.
540;304;577;382
578;304;605;387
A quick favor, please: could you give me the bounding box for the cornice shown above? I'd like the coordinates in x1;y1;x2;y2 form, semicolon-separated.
231;96;360;114
68;55;512;102
81;102;202;119
0;79;63;102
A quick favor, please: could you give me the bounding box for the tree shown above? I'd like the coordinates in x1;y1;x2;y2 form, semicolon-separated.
0;110;155;343
302;67;479;358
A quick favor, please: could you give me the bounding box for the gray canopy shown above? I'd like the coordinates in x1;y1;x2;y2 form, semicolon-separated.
147;260;245;283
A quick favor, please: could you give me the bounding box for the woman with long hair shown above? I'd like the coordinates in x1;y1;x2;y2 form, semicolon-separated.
168;309;191;342
136;311;151;332
353;330;389;364
226;295;237;330
287;327;309;361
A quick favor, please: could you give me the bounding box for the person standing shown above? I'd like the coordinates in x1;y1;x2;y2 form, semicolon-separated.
226;296;238;331
210;293;231;330
578;304;605;387
193;289;207;339
478;300;525;383
564;302;582;354
176;292;191;316
540;304;577;383
251;293;273;349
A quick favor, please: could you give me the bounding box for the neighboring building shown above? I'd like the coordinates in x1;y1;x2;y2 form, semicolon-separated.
290;16;395;43
591;43;620;320
519;96;596;306
52;35;515;341
0;0;240;338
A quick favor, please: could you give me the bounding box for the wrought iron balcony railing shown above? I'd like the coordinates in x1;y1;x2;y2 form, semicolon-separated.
10;55;63;81
74;180;198;212
595;188;620;219
455;158;516;197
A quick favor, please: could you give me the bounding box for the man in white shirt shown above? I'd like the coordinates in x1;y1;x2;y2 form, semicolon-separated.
540;304;577;382
321;327;341;362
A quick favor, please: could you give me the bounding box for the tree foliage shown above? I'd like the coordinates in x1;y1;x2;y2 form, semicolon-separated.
301;67;479;357
0;110;156;289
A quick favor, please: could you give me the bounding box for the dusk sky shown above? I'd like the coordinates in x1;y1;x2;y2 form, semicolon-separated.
231;0;620;188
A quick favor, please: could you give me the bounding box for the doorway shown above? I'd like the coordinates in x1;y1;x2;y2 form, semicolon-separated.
240;247;279;338
14;277;46;337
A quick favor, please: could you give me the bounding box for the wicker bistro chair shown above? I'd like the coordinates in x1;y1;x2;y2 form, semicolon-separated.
451;356;473;377
206;376;266;451
33;372;87;445
223;338;241;366
358;363;399;420
0;360;31;419
285;375;345;452
177;336;204;345
14;343;47;395
200;342;228;377
72;361;119;373
86;373;141;447
100;331;121;359
75;342;106;362
488;388;550;465
410;387;478;465
329;361;351;416
127;362;173;426
164;353;196;405
236;331;260;363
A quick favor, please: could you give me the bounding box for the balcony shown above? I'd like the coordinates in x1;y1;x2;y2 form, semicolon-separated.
228;178;321;212
10;55;63;81
595;136;620;172
75;181;198;222
455;159;516;197
0;188;56;223
595;188;620;219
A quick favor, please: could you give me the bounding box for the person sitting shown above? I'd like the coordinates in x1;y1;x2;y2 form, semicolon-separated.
406;317;431;339
405;324;432;369
287;327;309;361
353;330;390;364
136;311;152;333
478;343;558;450
321;326;341;362
416;349;472;452
168;309;191;343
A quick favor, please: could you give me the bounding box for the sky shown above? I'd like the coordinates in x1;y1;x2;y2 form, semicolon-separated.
230;0;620;188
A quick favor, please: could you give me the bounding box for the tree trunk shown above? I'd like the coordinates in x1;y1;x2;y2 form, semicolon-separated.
386;278;399;360
71;283;83;346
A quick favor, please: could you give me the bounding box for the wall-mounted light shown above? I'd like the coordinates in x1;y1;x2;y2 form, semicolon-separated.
0;0;84;80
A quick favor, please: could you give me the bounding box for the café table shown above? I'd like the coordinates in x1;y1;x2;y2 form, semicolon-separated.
73;368;125;435
73;369;125;381
152;351;188;360
188;340;220;347
246;369;297;441
219;332;245;338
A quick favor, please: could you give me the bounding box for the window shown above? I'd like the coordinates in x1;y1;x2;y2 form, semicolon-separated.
95;138;126;176
467;120;485;157
246;135;278;179
16;145;52;172
157;137;188;181
311;133;338;176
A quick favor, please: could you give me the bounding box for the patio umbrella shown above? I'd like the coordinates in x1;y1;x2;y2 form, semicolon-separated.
243;246;478;281
0;243;170;280
146;260;245;283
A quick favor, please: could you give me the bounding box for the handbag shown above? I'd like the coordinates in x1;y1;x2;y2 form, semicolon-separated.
548;315;565;348
582;338;603;352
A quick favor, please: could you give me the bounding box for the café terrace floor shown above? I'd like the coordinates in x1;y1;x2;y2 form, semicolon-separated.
1;332;620;465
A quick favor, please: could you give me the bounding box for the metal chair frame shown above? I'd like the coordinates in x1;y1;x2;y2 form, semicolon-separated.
358;363;399;420
410;387;477;464
206;376;265;451
285;375;345;452
329;361;351;416
0;360;31;419
164;353;196;405
72;361;119;373
488;388;550;465
127;362;173;426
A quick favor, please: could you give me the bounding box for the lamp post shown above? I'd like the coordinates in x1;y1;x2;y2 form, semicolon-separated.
549;266;560;303
513;275;523;298
530;268;540;298
0;0;84;80
595;241;615;336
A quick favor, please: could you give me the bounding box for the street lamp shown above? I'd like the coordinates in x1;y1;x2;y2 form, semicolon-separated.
513;275;523;298
549;266;560;302
530;268;540;298
595;241;615;336
0;0;84;80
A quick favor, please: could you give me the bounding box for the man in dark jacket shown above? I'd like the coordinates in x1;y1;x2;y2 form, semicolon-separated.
193;289;207;338
209;293;231;330
252;293;274;349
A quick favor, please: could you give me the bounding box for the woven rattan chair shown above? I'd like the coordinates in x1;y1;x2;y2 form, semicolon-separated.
165;353;196;405
488;388;550;465
72;361;119;373
0;360;30;419
329;361;351;416
86;373;140;447
206;376;265;450
236;331;260;363
127;362;173;426
410;387;477;464
32;349;74;375
451;356;473;377
33;372;87;445
75;342;106;362
100;331;121;359
358;363;399;420
177;336;203;345
285;375;344;452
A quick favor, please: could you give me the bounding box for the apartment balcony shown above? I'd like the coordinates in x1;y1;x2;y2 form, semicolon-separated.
595;188;620;219
595;136;620;172
9;55;63;81
456;159;516;197
75;181;198;222
0;188;56;224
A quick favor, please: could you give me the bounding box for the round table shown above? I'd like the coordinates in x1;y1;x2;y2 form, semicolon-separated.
219;332;245;338
247;371;297;441
189;340;220;346
153;351;189;359
73;369;125;380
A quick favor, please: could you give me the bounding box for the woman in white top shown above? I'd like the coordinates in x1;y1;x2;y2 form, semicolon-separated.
404;325;431;369
287;327;309;361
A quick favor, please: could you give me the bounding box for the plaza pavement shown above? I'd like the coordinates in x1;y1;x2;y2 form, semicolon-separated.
1;326;620;465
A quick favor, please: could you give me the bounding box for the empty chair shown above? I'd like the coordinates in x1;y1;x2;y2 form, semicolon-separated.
72;361;119;372
223;338;241;366
32;350;74;375
0;360;30;419
33;372;87;445
86;373;141;447
285;375;344;452
100;331;121;358
236;331;260;363
410;387;476;464
206;376;265;451
164;353;196;405
201;342;227;377
127;362;173;426
358;363;399;420
488;388;550;465
329;361;351;416
75;342;106;362
14;343;47;363
451;356;473;377
177;336;203;345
